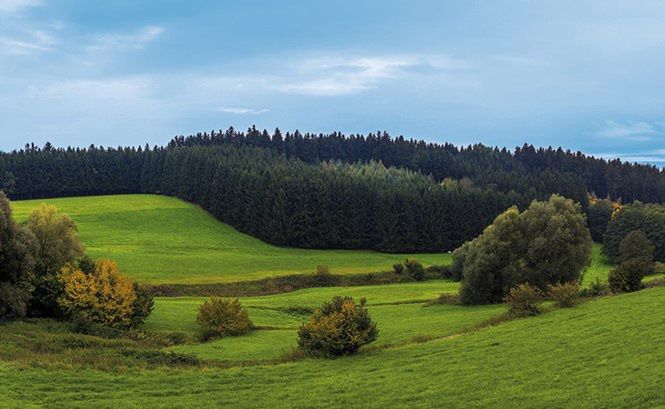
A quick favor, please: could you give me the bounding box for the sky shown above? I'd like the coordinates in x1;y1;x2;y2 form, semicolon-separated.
0;0;664;166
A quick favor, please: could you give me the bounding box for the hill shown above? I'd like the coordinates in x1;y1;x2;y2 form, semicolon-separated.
11;194;452;284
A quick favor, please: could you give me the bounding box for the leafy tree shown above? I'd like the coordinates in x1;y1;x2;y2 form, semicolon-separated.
459;195;592;305
603;202;665;262
618;230;654;266
298;296;378;357
0;192;36;320
25;204;84;317
58;260;149;329
587;198;614;242
608;259;648;293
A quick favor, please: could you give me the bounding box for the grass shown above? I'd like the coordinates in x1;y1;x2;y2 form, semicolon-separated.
11;194;452;284
146;280;493;361
1;287;663;408
583;243;614;285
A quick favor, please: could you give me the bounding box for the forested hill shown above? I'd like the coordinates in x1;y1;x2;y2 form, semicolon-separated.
0;128;663;253
172;127;665;204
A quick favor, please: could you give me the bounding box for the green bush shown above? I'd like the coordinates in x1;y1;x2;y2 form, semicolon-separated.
603;202;665;262
404;258;425;281
654;262;665;276
392;263;404;275
505;284;542;318
451;243;469;281
608;259;649;293
425;264;452;279
196;298;253;341
548;282;580;307
298;296;378;357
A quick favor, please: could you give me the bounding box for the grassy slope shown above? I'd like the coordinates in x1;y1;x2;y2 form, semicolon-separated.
12;194;452;284
1;287;663;408
583;243;614;285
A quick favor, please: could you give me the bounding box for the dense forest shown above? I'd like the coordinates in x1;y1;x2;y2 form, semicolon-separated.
0;128;664;252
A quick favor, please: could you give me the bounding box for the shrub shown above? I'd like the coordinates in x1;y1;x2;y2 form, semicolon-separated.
298;296;378;357
582;277;610;297
425;264;452;279
608;259;649;293
654;262;665;276
404;258;425;281
392;263;404;275
548;282;579;307
505;284;542;318
196;298;253;341
313;265;338;286
131;284;155;327
59;259;151;329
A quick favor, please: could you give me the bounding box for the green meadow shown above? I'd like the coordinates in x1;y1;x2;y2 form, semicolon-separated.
12;194;452;284
1;287;663;408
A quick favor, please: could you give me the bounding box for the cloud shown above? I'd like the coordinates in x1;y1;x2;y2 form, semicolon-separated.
33;77;155;101
0;29;56;55
594;120;660;141
589;150;665;165
87;26;165;53
217;107;269;114
0;0;42;14
276;54;467;96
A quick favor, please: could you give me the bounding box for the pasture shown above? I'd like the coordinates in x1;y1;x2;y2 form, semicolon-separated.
12;194;452;284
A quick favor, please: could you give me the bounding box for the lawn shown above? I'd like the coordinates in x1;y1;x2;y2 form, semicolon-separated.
12;194;452;284
1;287;662;408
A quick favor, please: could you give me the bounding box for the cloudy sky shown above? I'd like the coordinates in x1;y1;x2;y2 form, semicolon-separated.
1;0;664;165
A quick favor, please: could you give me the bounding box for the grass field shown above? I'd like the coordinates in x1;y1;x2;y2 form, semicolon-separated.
1;287;663;408
12;194;452;284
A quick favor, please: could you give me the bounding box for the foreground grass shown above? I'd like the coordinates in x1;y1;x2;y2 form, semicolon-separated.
1;288;663;408
12;194;452;284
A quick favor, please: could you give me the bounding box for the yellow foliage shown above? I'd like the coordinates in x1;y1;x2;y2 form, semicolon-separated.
59;260;137;328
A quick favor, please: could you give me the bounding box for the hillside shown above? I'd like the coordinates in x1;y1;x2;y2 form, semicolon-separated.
12;194;452;284
1;287;663;408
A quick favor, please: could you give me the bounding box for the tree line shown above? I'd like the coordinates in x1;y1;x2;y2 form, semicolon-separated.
0;128;664;252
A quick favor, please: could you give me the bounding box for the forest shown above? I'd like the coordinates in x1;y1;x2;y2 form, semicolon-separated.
1;128;664;252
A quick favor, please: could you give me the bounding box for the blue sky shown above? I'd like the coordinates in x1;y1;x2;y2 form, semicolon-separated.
0;0;664;165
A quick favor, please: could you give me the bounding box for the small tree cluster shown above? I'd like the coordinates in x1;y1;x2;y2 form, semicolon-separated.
458;195;592;305
608;230;654;293
196;298;253;340
548;282;580;308
59;260;153;329
298;296;378;357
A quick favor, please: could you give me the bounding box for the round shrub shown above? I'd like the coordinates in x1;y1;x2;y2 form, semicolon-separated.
619;230;654;267
505;283;542;318
392;263;404;275
404;258;425;281
298;296;378;357
548;282;580;308
608;259;649;293
196;298;253;340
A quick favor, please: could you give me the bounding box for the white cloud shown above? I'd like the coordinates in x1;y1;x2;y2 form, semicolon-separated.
87;25;165;53
33;77;155;101
218;107;269;114
594;120;659;141
276;54;467;96
0;0;42;14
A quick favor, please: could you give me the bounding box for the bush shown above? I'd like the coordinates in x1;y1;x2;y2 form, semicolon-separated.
196;298;253;341
404;258;425;281
59;259;151;329
654;262;665;276
392;263;404;275
298;296;378;357
603;202;665;262
582;277;610;297
425;264;452;279
608;259;649;293
505;284;542;318
131;284;155;327
313;265;338;286
548;282;580;307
